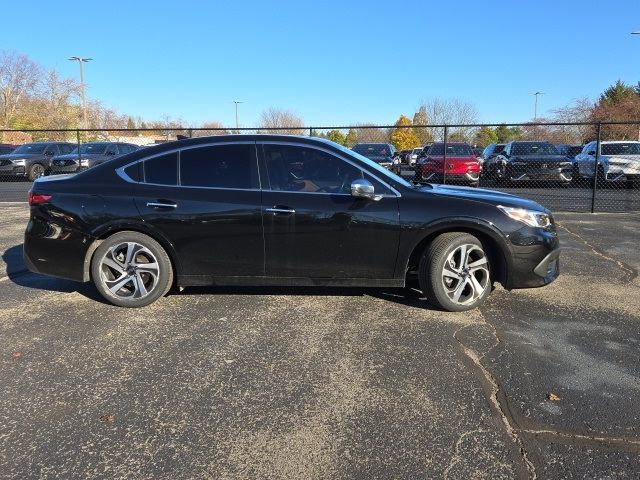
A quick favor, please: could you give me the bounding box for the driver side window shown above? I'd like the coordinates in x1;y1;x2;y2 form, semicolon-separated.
263;144;361;194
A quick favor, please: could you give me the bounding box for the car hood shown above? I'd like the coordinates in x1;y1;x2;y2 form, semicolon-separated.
510;155;568;162
0;153;42;160
424;184;547;212
52;153;104;160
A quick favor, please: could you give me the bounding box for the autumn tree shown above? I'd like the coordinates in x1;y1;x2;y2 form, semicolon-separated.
345;128;357;147
474;126;498;147
422;98;478;141
326;129;346;145
389;115;420;150
0;50;40;127
591;80;640;140
495;124;522;143
259;108;305;134
412;103;432;144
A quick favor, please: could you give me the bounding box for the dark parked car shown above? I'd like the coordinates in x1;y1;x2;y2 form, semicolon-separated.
0;142;75;181
25;135;560;312
49;142;139;174
352;143;396;169
556;144;583;160
485;141;572;185
479;143;505;167
415;142;481;187
0;144;17;155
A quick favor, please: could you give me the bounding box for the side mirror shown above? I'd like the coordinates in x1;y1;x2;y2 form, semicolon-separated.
45;150;54;156
588;150;596;156
351;178;382;201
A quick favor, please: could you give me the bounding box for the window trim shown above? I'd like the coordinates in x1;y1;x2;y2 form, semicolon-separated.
116;141;261;191
258;141;401;198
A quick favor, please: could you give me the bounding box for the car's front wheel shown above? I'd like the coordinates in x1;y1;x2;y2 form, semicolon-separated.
419;232;492;312
91;231;173;308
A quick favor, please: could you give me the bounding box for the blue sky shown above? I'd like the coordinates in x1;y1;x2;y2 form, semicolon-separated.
2;0;639;127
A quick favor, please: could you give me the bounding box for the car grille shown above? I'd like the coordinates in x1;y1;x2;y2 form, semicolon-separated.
53;159;77;167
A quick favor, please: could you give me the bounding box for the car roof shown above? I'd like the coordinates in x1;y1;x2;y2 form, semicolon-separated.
599;140;640;144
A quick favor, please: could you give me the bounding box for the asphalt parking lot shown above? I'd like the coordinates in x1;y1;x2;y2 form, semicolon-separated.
1;203;639;478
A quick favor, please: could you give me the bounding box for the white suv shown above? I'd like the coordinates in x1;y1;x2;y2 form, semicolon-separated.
573;141;640;186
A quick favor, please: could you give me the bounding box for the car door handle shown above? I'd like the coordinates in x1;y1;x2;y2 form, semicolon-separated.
265;207;296;214
146;201;177;209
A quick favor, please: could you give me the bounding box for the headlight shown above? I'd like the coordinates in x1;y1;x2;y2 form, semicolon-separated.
497;205;552;228
80;159;89;166
11;159;26;165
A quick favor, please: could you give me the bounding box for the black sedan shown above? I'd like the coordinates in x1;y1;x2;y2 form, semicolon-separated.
484;141;573;185
24;135;560;311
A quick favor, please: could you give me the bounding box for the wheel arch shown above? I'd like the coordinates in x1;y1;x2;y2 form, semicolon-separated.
82;221;181;282
403;218;512;287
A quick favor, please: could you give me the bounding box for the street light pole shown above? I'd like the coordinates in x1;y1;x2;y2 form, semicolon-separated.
532;91;545;120
233;100;243;132
69;56;92;130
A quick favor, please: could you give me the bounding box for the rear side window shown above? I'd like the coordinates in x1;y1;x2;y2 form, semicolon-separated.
180;144;257;189
144;152;178;185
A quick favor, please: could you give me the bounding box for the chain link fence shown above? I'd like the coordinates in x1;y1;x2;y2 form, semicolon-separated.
1;122;639;212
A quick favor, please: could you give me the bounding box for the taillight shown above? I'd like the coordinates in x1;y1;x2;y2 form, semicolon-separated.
28;192;52;205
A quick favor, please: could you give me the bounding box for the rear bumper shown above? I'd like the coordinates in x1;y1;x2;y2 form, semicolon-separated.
24;218;91;282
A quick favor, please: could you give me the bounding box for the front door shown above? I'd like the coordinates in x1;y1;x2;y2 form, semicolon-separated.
259;142;400;279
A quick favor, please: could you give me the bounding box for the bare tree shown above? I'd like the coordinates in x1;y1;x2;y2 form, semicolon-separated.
351;123;390;143
259;108;305;134
551;97;594;144
421;98;479;141
192;121;229;137
0;50;41;127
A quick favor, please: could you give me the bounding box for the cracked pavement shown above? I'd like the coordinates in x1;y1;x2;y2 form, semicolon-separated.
1;204;639;479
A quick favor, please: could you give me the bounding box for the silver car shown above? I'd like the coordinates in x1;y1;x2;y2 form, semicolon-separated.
574;141;640;185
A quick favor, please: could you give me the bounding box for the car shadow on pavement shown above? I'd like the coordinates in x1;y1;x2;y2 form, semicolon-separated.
3;244;434;309
177;284;432;309
2;244;108;304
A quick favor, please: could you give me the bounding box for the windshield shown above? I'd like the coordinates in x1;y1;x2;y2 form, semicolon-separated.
352;144;393;157
333;143;413;188
428;144;473;156
71;143;109;155
601;143;640;156
13;144;47;155
511;143;558;155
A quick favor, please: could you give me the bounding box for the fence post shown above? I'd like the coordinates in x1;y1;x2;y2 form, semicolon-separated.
76;129;81;165
590;123;601;213
443;125;448;185
309;127;313;137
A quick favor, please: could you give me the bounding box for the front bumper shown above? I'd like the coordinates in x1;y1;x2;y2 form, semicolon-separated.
505;225;560;289
0;164;26;177
506;165;572;182
419;171;480;184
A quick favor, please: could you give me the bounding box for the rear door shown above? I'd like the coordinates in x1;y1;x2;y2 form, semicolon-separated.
259;142;401;279
132;142;264;278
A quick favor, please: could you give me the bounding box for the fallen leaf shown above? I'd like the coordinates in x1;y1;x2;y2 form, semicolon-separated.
547;393;561;401
224;359;235;364
11;352;21;360
100;414;115;423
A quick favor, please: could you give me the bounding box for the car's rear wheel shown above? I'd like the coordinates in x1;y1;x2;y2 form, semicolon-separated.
91;231;173;308
419;232;492;312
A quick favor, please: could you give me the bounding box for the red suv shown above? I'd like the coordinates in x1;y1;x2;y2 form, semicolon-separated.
415;142;481;187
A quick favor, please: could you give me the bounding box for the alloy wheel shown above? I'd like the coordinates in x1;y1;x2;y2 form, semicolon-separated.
441;244;490;306
99;242;159;299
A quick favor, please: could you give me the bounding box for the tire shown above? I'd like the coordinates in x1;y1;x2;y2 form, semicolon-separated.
418;232;492;312
27;163;46;181
90;231;173;308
